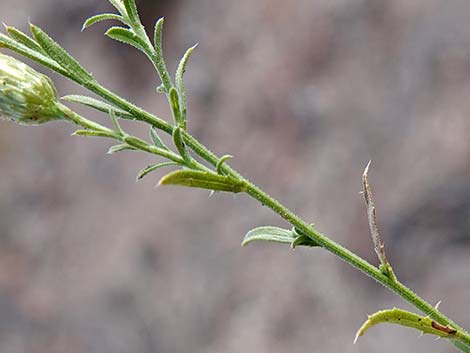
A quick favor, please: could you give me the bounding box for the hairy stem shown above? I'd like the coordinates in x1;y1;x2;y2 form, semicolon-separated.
44;60;470;343
181;131;470;338
68;78;469;334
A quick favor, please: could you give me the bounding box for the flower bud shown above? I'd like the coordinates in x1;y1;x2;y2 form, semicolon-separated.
0;53;61;125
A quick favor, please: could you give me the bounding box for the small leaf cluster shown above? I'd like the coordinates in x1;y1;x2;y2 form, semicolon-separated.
0;0;243;193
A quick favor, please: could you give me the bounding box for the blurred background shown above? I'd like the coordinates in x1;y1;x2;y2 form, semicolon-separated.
0;0;469;352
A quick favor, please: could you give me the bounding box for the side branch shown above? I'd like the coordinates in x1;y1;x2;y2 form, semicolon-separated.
362;161;395;279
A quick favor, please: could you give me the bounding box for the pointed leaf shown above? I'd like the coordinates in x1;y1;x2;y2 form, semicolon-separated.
4;25;45;54
72;130;115;138
82;14;127;31
354;308;461;345
108;109;123;135
123;136;150;150
159;170;247;193
0;32;71;80
108;0;126;13
153;17;164;53
107;144;135;154
152;17;172;92
30;24;94;82
242;226;296;247
122;136;175;160
136;162;179;180
107;144;136;154
175;44;197;120
150;127;168;150
123;0;140;23
169;87;183;127
62;95;132;119
105;26;146;51
172;126;191;162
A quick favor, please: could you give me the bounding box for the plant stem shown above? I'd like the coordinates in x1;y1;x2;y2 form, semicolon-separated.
58;77;470;340
83;81;174;134
180;131;470;338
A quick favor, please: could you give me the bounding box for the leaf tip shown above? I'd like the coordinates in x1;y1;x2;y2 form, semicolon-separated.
104;27;113;36
28;21;37;33
157;175;168;186
363;160;372;178
241;238;254;247
156;17;165;26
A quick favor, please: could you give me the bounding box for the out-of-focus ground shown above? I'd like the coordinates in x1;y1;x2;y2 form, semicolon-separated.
0;1;469;352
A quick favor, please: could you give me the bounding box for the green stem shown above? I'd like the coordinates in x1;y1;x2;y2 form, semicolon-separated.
57;103;118;136
2;9;467;348
55;75;470;343
245;179;465;331
180;131;470;338
83;81;173;134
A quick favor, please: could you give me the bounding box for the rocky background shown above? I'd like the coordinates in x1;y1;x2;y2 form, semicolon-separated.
0;0;469;352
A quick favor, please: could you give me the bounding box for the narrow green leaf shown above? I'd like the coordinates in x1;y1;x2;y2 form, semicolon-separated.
108;109;123;135
123;136;151;150
150;127;169;150
123;0;140;23
175;44;197;121
72;130;115;138
242;226;296;247
152;17;172;92
0;32;72;80
354;308;461;344
105;26;146;52
4;25;45;54
82;14;127;31
62;95;132;119
30;24;94;82
172;126;191;162
169;87;183;127
108;0;126;13
159;170;247;193
242;226;319;248
107;144;135;154
136;162;179;180
153;17;164;53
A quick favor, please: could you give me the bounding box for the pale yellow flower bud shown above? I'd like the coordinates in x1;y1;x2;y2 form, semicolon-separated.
0;53;61;125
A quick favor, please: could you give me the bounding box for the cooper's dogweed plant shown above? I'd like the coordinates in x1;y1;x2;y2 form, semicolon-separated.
0;1;468;351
